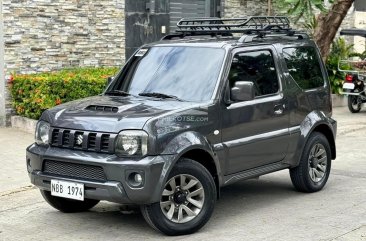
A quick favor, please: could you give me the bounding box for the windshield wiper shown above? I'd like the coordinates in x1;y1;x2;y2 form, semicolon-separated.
138;92;183;101
105;90;130;96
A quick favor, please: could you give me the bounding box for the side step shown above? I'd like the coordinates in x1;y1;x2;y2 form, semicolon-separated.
223;162;289;186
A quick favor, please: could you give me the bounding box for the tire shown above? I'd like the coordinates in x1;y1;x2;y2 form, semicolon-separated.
40;190;100;213
348;95;361;113
141;158;216;236
290;132;331;193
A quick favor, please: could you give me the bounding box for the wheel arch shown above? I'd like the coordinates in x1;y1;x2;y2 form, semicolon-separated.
180;148;220;199
152;131;223;202
288;111;337;167
312;124;336;160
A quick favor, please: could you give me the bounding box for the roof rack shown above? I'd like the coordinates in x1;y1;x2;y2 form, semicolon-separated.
161;16;308;42
177;16;291;33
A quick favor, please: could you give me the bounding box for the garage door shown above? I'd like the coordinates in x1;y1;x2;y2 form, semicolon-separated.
169;0;210;31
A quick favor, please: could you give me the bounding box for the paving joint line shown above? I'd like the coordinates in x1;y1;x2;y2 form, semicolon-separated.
0;185;35;197
0;201;45;214
327;225;365;241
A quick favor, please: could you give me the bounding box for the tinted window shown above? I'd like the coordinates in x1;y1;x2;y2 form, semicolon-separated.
109;47;225;102
283;47;324;89
228;50;279;98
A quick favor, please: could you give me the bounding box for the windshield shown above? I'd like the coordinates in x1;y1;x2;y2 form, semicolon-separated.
108;46;225;102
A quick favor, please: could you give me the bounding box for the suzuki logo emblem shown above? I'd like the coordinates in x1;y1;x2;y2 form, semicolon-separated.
76;134;83;145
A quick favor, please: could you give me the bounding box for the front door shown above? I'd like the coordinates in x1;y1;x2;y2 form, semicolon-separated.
221;46;290;174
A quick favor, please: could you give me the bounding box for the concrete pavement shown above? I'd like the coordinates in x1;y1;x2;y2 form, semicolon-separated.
0;107;365;241
0;128;33;194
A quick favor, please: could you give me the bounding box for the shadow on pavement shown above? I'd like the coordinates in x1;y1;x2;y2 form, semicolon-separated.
38;172;316;238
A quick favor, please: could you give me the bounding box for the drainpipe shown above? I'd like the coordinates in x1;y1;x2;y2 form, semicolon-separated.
0;2;5;127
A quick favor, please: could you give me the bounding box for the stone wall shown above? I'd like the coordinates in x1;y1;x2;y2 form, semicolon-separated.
2;0;126;75
5;84;13;126
221;0;268;18
2;0;126;125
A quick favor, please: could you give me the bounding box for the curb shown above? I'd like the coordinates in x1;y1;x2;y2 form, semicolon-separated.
11;115;37;134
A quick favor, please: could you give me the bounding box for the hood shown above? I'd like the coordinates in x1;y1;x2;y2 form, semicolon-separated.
42;95;198;133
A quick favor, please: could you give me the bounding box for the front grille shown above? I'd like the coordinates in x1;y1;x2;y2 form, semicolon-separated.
50;128;117;153
62;130;70;146
101;134;110;150
43;160;106;182
51;130;59;144
88;133;97;149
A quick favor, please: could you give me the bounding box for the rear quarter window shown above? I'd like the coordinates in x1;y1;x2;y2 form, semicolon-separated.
283;47;325;90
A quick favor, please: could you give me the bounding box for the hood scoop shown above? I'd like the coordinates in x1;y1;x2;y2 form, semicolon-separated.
85;105;119;113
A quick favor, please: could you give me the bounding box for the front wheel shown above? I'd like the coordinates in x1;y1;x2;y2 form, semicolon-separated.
40;190;100;213
290;132;331;193
141;158;216;236
348;95;361;113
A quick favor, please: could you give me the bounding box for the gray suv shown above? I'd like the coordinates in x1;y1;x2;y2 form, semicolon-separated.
26;16;337;236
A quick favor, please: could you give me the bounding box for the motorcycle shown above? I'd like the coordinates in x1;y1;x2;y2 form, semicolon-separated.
340;64;366;113
339;29;366;113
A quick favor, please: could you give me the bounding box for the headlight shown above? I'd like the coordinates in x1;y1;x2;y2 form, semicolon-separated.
35;121;50;145
115;130;148;157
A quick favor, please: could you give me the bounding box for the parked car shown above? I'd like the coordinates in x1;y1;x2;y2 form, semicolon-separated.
26;16;337;236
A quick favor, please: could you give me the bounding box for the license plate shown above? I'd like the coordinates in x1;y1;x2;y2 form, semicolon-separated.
343;83;355;90
51;180;84;201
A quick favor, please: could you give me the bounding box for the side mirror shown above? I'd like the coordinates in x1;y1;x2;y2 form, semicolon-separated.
107;76;114;85
230;81;255;102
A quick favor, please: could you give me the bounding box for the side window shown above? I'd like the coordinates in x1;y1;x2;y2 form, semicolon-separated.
283;47;325;89
228;50;279;98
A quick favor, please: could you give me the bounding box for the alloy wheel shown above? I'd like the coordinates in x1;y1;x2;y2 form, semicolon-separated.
160;174;204;224
308;143;327;183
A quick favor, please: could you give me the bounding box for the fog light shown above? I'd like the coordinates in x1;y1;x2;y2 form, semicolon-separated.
134;173;143;184
127;171;144;187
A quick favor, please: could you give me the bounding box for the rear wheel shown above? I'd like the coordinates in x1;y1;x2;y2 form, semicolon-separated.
40;190;99;213
348;95;361;113
290;132;331;193
141;158;216;236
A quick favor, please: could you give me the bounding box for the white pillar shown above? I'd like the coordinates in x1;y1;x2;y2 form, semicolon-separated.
0;0;5;127
354;11;366;54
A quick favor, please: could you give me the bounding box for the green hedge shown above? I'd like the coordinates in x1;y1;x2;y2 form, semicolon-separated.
9;67;119;119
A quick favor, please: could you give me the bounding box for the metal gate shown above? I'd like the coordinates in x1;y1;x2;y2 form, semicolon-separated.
124;0;220;59
169;0;211;31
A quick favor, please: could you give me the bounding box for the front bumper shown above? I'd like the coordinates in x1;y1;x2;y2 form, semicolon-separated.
26;144;176;204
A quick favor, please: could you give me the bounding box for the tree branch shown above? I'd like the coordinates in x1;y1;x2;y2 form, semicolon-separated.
313;0;354;61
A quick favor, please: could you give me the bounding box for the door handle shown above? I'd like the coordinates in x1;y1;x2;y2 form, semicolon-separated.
274;104;285;115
